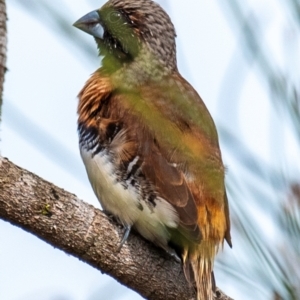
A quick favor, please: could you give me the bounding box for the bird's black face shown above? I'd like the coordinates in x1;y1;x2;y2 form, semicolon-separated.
74;6;141;71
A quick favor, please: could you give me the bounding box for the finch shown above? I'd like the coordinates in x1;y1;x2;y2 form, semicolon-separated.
73;1;231;299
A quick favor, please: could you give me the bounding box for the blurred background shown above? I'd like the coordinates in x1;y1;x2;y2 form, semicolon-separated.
1;0;300;299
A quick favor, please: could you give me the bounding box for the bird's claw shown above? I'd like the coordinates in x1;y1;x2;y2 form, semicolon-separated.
117;224;131;251
167;248;181;263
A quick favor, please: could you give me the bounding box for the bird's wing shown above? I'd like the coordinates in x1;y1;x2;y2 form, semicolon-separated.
114;74;231;247
139;138;202;244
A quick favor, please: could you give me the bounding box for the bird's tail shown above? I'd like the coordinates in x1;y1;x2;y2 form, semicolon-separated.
183;241;216;300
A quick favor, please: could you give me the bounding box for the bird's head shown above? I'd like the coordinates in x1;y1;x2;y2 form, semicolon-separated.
73;0;177;79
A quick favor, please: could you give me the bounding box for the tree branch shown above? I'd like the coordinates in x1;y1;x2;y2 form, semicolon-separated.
0;156;233;300
0;0;6;126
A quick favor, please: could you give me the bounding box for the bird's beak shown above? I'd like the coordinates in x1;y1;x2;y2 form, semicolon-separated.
73;10;104;39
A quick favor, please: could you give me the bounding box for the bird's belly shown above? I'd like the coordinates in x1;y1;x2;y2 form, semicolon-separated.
80;148;179;247
80;148;141;226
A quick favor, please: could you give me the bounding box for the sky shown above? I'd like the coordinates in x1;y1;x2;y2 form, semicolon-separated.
1;0;299;299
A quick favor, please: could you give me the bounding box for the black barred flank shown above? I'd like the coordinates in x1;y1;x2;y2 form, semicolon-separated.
78;123;102;154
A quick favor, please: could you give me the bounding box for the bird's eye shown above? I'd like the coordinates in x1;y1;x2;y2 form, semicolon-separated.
108;11;122;23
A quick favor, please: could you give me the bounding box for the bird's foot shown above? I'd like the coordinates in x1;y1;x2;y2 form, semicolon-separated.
117;224;132;251
165;247;181;263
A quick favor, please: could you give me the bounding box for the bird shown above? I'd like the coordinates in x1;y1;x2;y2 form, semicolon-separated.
73;1;231;299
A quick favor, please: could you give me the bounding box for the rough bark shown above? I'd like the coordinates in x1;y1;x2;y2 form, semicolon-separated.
0;156;233;300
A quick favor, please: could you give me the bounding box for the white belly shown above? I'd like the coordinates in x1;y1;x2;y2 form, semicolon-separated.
81;148;141;225
80;148;179;247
